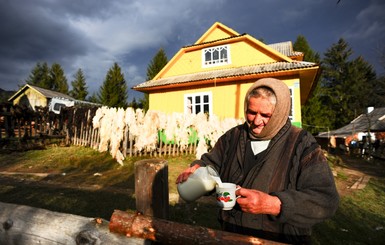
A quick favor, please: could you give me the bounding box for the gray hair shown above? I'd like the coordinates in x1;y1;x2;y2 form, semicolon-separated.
247;86;277;106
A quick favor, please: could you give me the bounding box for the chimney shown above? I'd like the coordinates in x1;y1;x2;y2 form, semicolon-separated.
367;107;374;113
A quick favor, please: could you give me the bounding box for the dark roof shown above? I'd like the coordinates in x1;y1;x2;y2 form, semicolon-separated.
182;34;247;48
8;84;74;102
133;61;317;89
28;85;74;100
317;107;385;138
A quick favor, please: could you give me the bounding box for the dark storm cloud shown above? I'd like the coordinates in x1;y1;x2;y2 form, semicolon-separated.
0;0;97;89
0;0;383;99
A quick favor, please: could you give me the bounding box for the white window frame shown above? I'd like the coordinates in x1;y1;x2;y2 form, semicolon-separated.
288;86;294;121
202;45;231;68
184;92;213;115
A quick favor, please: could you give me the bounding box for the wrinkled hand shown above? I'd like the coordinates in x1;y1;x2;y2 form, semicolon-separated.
175;164;201;184
236;187;281;216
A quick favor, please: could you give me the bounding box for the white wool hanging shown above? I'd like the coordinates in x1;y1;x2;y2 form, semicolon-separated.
109;107;126;165
97;107;113;152
191;112;210;159
176;113;195;150
124;107;136;141
90;105;244;164
134;110;160;152
164;112;178;143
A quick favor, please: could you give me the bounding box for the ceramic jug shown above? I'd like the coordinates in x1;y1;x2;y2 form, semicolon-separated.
177;165;220;202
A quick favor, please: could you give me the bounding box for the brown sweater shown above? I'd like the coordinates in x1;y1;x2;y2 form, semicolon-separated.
193;120;339;244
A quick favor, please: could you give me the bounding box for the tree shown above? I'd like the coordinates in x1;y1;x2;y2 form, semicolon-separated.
127;98;142;109
293;35;327;134
140;48;168;111
25;62;50;88
293;35;320;63
321;38;377;129
371;45;385;107
25;62;69;94
87;92;99;103
70;68;88;100
98;62;128;108
50;63;69;94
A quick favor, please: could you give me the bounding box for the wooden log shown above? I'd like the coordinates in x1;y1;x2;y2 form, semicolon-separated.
135;159;169;219
109;209;284;245
0;202;147;245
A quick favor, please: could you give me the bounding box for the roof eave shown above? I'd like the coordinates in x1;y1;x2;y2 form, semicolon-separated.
133;68;316;92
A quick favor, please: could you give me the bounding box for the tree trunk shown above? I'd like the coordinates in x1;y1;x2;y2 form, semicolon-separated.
0;202;147;245
109;209;284;245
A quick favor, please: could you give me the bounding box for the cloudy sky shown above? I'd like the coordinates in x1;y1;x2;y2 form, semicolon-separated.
1;0;384;101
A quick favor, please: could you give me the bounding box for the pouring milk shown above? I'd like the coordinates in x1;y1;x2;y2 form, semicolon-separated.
177;165;223;202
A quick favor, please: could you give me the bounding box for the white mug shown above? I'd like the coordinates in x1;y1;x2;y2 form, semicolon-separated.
215;182;240;210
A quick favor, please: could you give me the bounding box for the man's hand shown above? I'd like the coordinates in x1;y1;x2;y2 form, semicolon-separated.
236;187;281;216
175;164;201;184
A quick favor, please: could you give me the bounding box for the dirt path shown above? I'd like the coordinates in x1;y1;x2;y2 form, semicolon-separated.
0;154;383;199
333;154;385;196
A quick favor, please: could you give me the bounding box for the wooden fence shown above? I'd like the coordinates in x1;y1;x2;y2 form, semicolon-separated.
0;159;283;245
0;104;199;157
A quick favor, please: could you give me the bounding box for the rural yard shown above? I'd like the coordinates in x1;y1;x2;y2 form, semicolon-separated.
0;147;384;244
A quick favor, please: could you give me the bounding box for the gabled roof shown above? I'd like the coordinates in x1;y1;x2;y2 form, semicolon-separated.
194;22;240;44
133;22;320;104
268;41;304;60
133;61;318;90
317;107;385;137
8;84;74;102
149;22;294;81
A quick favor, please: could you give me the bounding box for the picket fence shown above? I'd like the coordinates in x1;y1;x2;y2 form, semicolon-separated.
0;103;244;163
67;106;244;164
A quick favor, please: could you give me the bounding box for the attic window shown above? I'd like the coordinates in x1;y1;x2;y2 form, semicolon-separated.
202;45;231;68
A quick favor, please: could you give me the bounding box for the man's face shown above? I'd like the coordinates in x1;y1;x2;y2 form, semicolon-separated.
246;96;274;135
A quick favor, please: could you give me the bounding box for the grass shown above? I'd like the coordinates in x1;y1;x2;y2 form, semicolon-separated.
312;177;385;244
0;146;384;244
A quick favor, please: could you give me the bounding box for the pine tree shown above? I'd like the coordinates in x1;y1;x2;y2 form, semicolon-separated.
98;62;128;108
49;63;69;93
88;92;99;103
293;35;320;63
321;38;377;129
140;48;168;111
25;62;50;88
70;68;88;100
293;35;327;134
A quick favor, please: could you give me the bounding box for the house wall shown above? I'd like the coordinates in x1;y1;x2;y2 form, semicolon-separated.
149;77;302;126
162;41;277;78
12;89;48;110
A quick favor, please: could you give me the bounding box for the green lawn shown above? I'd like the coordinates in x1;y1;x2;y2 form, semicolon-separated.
0;146;384;244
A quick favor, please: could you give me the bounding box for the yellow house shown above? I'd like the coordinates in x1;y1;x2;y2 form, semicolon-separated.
8;84;74;111
133;22;320;127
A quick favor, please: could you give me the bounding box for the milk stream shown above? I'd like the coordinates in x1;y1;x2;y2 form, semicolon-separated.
210;175;223;187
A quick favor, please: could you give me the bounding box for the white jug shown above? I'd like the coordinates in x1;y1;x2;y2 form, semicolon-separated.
177;166;220;202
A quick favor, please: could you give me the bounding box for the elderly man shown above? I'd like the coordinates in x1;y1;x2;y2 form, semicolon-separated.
176;78;339;244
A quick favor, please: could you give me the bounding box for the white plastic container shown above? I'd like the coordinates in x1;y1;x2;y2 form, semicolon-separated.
177;166;219;202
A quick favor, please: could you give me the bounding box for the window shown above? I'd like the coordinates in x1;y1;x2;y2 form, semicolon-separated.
289;87;294;121
53;103;66;112
185;92;212;115
202;45;231;67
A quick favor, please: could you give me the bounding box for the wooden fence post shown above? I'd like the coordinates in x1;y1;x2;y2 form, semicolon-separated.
134;159;169;219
